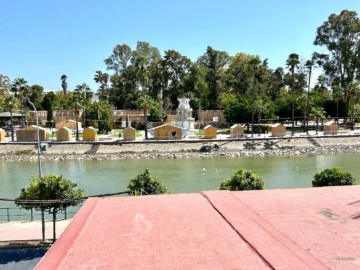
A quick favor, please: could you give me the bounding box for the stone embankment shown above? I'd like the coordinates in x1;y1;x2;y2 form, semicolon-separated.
1;136;360;161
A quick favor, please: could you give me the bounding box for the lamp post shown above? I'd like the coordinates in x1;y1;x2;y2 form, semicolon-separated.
27;99;42;177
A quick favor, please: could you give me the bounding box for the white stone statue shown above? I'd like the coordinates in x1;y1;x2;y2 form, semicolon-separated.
177;97;191;109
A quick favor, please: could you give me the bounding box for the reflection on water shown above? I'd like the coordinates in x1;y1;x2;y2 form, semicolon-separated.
2;153;360;198
2;153;360;220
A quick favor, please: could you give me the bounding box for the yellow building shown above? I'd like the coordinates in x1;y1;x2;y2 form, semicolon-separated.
57;127;72;141
203;125;217;139
323;121;338;135
152;124;183;140
230;124;245;138
271;123;286;137
123;127;136;141
55;120;82;130
0;128;5;141
83;127;97;141
16;126;48;141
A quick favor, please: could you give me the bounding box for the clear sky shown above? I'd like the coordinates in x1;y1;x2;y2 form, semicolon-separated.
0;0;359;91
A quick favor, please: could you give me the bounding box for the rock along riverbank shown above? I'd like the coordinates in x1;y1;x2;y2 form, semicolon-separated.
1;136;360;162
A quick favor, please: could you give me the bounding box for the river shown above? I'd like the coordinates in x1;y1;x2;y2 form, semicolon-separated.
1;153;360;220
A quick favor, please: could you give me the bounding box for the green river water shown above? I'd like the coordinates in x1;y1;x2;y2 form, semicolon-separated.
1;152;360;220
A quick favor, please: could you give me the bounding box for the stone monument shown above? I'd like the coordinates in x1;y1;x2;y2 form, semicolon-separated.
171;97;195;130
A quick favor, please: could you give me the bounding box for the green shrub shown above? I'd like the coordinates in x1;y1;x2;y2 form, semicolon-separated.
127;169;168;195
220;168;264;191
312;167;358;187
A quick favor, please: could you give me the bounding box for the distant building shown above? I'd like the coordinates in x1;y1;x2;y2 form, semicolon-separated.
323;121;338;135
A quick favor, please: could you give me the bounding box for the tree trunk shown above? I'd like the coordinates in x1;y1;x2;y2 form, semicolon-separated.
10;109;14;141
41;209;45;242
53;210;57;242
144;108;148;140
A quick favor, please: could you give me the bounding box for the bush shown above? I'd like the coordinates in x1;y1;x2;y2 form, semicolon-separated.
220;168;264;191
312;167;358;187
127;169;168;195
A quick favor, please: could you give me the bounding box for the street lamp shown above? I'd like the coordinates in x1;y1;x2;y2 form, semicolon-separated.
27;99;42;177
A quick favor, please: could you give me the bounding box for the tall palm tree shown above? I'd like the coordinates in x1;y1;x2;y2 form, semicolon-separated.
3;94;18;141
253;98;268;136
305;59;315;133
12;78;29;127
60;74;68;96
310;107;326;134
136;94;155;140
286;53;300;135
248;57;262;137
74;83;92;128
94;71;110;102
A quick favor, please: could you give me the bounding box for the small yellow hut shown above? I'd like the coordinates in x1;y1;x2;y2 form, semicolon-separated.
57;127;72;141
323;121;338;135
203;125;217;139
152;124;182;140
55;120;82;130
16;126;48;141
230;124;245;138
123;127;136;141
83;127;97;141
0;128;5;141
271;123;286;137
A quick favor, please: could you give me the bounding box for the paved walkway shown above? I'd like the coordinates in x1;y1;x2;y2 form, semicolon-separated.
0;219;72;242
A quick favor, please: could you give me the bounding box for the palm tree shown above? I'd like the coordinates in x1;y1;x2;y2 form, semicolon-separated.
253;98;268;136
297;93;313;132
310;107;326;134
12;78;29;127
0;74;11;94
286;53;300;135
332;85;343;122
305;59;315;133
60;74;68;96
74;83;92;128
94;71;110;102
136;94;155;140
3;94;18;141
248;57;262;137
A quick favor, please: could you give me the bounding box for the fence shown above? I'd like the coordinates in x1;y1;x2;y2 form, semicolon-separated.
0;206;81;222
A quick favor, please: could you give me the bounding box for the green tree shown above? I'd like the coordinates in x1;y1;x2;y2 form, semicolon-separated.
94;71;110;102
313;167;358;187
310;106;326;134
127;169;168;195
16;174;84;242
286;53;300;134
305;59;315;132
220;168;264;191
136;94;156;140
74;83;92;127
313;10;360;102
86;101;113;133
60;74;68;96
1;94;18;141
42;91;56;125
11;78;30;126
198;46;230;109
0;74;11;94
253;98;268;135
104;44;132;75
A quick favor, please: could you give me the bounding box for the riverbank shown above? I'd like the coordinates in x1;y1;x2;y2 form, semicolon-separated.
1;136;360;161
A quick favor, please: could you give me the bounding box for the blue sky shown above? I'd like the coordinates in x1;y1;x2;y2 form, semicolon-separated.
0;0;359;91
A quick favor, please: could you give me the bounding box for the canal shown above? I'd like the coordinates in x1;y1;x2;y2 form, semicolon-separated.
1;152;360;220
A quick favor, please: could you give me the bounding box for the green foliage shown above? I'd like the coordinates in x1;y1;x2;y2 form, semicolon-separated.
16;174;84;210
127;169;168;195
220;168;264;191
312;167;358;187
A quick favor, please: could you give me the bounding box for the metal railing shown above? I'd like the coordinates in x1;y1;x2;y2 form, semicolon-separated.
0;207;81;222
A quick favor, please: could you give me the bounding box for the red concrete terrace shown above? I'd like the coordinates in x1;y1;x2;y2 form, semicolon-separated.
36;186;360;269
